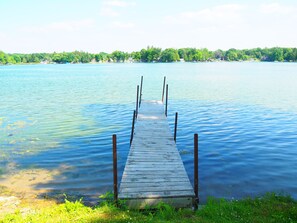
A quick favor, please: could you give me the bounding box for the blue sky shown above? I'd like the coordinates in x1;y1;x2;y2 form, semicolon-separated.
0;0;297;53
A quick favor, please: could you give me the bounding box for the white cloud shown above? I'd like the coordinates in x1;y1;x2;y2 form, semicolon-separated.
161;2;297;50
259;3;295;14
164;4;246;27
112;21;135;29
21;19;94;33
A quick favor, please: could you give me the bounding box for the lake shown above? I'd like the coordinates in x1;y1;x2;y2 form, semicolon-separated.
0;62;297;204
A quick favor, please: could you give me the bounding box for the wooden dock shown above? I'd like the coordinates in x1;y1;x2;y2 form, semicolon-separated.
118;96;195;208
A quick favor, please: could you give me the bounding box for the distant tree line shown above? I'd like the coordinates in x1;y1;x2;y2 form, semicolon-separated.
1;47;297;65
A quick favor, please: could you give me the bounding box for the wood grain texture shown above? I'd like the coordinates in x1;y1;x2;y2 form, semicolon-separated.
119;100;194;208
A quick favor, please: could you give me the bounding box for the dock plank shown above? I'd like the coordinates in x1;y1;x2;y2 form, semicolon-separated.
119;100;194;208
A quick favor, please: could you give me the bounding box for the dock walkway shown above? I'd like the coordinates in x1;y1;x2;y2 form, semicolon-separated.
118;99;195;208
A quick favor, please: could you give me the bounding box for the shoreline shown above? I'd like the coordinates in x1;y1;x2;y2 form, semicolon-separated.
2;60;297;66
1;47;297;65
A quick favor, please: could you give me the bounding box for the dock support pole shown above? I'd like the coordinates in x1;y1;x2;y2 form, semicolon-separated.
174;112;178;142
136;85;139;118
194;133;199;209
139;76;143;107
130;110;136;145
112;134;118;205
162;76;166;102
165;84;168;116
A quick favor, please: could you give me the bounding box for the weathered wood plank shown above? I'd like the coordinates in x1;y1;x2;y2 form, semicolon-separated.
119;185;194;193
125;162;183;167
120;182;193;190
126;161;184;167
120;182;192;188
119;100;194;208
119;190;195;198
121;175;190;181
121;176;190;182
122;170;186;175
125;162;184;166
121;179;191;185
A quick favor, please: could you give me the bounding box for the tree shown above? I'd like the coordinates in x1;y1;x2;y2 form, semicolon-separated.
193;50;203;61
111;51;128;62
248;48;262;60
214;50;224;60
0;47;296;65
94;53;110;62
284;48;294;61
185;48;197;61
178;49;186;60
130;51;141;61
140;46;161;62
270;48;284;61
225;49;238;61
5;55;16;64
0;51;6;64
201;48;212;61
159;48;180;62
12;54;21;63
293;48;297;61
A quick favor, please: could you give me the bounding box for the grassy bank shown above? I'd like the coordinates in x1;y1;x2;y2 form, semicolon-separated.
1;193;297;223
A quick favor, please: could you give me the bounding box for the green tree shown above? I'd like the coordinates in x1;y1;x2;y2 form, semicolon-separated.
28;54;41;63
225;49;238;61
159;48;180;62
94;53;104;62
5;55;16;64
248;48;262;60
130;51;141;61
185;48;197;61
284;48;294;61
178;49;187;60
111;51;128;62
193;50;203;61
99;52;109;62
293;48;297;61
140;46;161;62
214;50;224;60
270;48;284;61
0;51;6;64
21;55;28;63
201;48;212;61
76;51;93;63
12;54;21;63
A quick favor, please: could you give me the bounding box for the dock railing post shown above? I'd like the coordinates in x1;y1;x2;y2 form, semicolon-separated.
194;133;199;209
136;85;139;118
139;76;143;107
130;110;136;145
174;112;178;142
112;134;118;205
162;76;166;102
165;84;168;116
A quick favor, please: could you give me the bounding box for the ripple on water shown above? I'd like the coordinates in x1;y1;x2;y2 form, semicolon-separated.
1;64;297;204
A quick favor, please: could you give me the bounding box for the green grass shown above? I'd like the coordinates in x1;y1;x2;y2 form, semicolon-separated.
1;193;297;223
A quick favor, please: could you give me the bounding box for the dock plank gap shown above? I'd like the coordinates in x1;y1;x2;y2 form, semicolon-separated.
119;99;195;208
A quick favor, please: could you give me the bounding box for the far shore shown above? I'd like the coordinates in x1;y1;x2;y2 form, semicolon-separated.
1;59;297;66
1;47;296;65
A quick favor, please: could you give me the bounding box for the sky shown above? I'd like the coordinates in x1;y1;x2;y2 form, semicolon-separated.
0;0;297;53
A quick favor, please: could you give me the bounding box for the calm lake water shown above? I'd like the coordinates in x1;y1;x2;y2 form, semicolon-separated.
0;62;297;204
